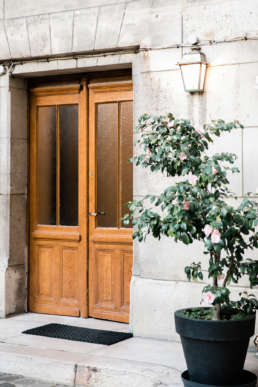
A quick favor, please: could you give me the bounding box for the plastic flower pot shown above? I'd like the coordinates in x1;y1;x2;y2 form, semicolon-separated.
175;309;257;386
181;370;257;387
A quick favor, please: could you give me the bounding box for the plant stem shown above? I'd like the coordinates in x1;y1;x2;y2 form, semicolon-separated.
212;252;218;288
213;303;221;320
212;252;222;320
222;258;234;288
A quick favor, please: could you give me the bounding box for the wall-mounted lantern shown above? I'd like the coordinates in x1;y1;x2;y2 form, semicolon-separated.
178;48;207;93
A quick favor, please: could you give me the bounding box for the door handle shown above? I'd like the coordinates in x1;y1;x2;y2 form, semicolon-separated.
89;211;105;216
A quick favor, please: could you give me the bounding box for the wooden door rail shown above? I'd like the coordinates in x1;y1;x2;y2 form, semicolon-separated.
32;230;81;241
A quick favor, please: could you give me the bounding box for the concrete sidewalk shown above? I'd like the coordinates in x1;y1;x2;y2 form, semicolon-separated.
0;313;256;387
0;372;69;386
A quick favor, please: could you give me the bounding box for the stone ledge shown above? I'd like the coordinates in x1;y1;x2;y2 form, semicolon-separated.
75;355;182;387
0;342;182;386
0;314;256;387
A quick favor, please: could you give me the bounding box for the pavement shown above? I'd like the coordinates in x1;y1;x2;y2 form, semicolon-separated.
0;372;69;386
0;313;256;386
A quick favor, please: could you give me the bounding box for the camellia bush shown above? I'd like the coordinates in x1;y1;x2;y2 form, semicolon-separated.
123;113;258;320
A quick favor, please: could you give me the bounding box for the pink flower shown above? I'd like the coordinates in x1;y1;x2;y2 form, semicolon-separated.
212;168;218;175
218;273;225;281
203;224;212;237
172;199;177;205
183;200;190;210
179;153;186;161
188;172;198;185
196;128;204;135
211;229;221;244
202;291;215;305
168;122;174;128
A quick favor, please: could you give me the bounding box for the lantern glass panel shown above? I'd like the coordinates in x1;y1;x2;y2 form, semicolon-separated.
181;63;201;92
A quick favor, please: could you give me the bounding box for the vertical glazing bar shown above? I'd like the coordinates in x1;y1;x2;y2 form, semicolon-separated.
56;105;60;225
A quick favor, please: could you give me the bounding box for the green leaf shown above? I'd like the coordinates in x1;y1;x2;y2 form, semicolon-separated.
182;233;190;244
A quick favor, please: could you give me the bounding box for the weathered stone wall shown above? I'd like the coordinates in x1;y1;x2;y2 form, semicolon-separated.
0;75;27;316
0;0;257;342
0;0;258;60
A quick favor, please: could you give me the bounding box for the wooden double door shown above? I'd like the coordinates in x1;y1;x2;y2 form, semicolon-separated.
29;79;133;322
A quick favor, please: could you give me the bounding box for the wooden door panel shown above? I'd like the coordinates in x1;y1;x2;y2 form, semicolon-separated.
95;247;113;305
37;245;54;299
60;247;79;301
30;241;80;315
90;243;132;322
88;81;133;323
29;83;88;317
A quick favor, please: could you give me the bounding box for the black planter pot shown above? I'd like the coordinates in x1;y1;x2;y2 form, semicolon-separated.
181;370;257;387
175;308;256;386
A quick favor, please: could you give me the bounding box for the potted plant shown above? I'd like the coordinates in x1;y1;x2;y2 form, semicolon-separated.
123;113;258;387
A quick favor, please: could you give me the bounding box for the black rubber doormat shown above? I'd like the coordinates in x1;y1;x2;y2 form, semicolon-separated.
23;323;133;345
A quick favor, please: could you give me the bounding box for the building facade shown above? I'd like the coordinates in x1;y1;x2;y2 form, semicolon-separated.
0;0;257;342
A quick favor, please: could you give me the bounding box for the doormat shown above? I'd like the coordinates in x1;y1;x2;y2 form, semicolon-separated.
23;323;133;345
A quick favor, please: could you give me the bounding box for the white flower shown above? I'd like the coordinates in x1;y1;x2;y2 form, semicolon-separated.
211;229;221;244
188;172;198;185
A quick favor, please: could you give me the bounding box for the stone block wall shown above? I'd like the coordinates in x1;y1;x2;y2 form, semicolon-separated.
0;0;257;342
0;76;27;317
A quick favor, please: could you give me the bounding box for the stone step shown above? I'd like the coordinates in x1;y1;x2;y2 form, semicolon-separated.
75;355;182;387
0;343;76;385
0;372;69;387
0;342;182;387
0;314;256;387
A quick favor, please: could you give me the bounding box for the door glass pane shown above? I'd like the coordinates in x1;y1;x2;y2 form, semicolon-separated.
97;103;118;227
60;105;78;226
120;101;133;227
37;106;56;225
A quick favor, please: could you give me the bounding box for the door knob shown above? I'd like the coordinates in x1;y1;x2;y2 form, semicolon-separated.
89;211;105;216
